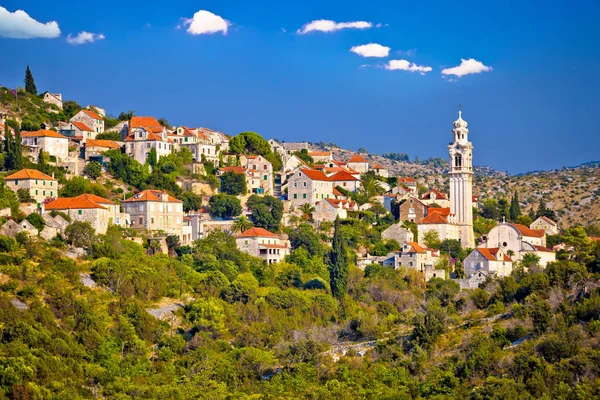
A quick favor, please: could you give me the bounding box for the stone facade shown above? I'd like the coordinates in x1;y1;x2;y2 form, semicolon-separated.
3;169;58;203
400;197;427;222
464;247;513;278
125;116;173;164
287;169;334;208
71;109;105;136
346;154;369;173
530;216;559;235
0;219;38;237
244;155;273;195
381;223;414;245
236;227;290;264
481;223;555;266
122;190;184;239
43;92;63;109
313;198;357;223
21;130;69;161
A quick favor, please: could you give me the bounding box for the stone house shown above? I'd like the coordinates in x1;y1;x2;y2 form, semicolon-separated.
481;223;555;266
122;189;183;239
464;247;513;278
3;168;58;204
244;155;273;195
308;151;333;163
282;154;307;173
417;210;460;247
0;219;38;237
346;154;369;173
287;168;334;208
269;139;309;162
84;139;122;159
236;227;290;264
396;241;445;281
370;163;389;178
530;216;559;235
21;130;69;161
125;116;173;164
44;194;118;235
381;223;414;246
70;109;105;136
420;189;450;208
400;196;428;222
42;92;63;109
393;177;418;195
171;126;218;164
328;170;360;192
68;121;95;142
197;127;230;149
313;198;357;223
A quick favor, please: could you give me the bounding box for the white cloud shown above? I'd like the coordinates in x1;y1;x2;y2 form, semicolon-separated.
297;19;372;34
441;58;492;77
66;31;105;45
385;59;432;75
0;6;60;39
183;10;230;35
350;43;390;58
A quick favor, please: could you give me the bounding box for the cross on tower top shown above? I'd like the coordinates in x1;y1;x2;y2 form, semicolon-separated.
458;104;463;118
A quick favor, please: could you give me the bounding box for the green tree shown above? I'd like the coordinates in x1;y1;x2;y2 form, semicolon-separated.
37;150;50;174
423;230;442;249
246;195;283;231
220;171;247;195
180;192;202;213
328;218;349;299
147;147;158;168
359;171;384;200
529;294;551;335
26;213;45;231
208;194;242;219
24;65;37;95
293;149;314;165
232;215;253;233
16;188;34;203
65;221;96;248
412;301;447;349
535;199;556;220
299;203;315;221
509;191;521;221
84;161;102;179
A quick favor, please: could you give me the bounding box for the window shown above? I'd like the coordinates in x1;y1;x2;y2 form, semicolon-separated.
15;180;18;185
409;208;414;214
151;218;154;224
245;240;248;245
35;180;38;184
43;191;45;196
263;175;267;180
293;194;297;199
35;190;38;195
78;210;82;215
263;165;267;170
294;183;297;187
50;191;53;196
303;182;307;187
43;181;46;186
303;194;307;199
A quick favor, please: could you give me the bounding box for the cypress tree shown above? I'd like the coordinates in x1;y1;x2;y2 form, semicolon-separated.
13;125;23;170
37;151;49;174
328;217;349;299
509;191;521;221
24;65;37;95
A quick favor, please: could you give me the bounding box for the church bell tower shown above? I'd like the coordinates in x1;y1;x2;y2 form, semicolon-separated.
448;110;475;248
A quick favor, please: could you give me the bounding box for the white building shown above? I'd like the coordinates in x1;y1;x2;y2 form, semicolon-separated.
481;223;556;266
236;227;291;264
395;241;445;281
3;168;58;204
70;109;105;137
125;116;173;164
464;247;513;278
346;154;369;173
122;189;184;239
287;168;334;208
420;189;450;208
448;111;475;248
313;198;357;223
43;92;63;110
530;216;559;236
21;130;69;161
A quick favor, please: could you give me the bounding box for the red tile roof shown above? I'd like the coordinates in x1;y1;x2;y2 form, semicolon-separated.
419;212;448;224
328;171;359;181
347;154;368;163
130;116;164;133
308;151;332;157
477;247;511;261
82;109;102;120
511;224;545;238
332;187;345;197
405;241;425;253
85;139;121;149
428;207;450;217
324;198;356;208
300;168;331;181
238;227;278;238
123;190;182;203
219;166;245;174
371;163;385;169
71;121;93;132
472;195;479;202
537;216;557;226
532;245;554;253
4;168;56;181
398;177;416;184
21;130;67;139
422;189;448;200
45;193;114;210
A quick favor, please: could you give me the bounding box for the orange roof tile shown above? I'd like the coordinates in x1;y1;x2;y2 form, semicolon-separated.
371;163;385;169
537;216;557;226
347;154;368;163
130;116;164;133
300;168;331;181
332;188;345;197
21;130;67;139
324;198;356;208
4;168;56;181
422;189;448;200
308;151;332;157
405;241;425;253
511;224;545;238
71;121;93;132
428;207;451;217
123;189;182;203
398;177;416;184
532;245;554;253
237;227;278;238
219;166;245;174
86;139;121;149
82;109;102;120
477;247;511;262
45;194;113;210
328;171;359;181
419;212;449;224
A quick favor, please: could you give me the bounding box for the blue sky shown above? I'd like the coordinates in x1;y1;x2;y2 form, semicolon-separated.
1;1;599;173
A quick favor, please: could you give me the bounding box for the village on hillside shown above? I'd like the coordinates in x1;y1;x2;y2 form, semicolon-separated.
1;69;583;291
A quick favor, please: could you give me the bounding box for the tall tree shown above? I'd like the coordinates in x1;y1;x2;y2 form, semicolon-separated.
37;150;50;174
232;215;253;233
328;217;349;299
24;65;37;95
13;126;23;170
509;191;521;221
147;147;158;168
